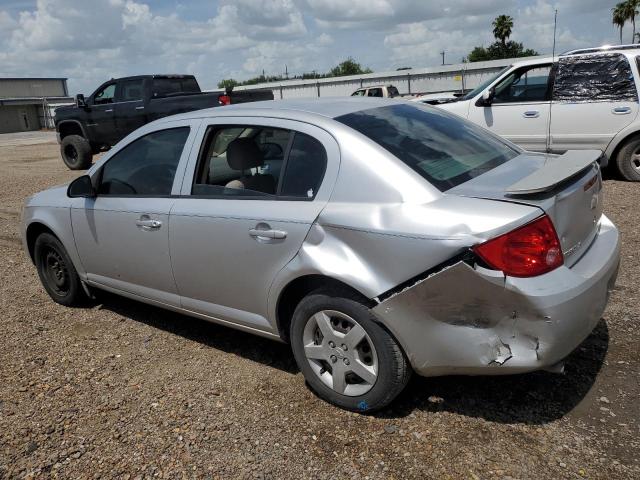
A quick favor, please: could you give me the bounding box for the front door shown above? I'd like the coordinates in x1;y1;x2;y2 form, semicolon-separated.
71;126;192;305
468;64;553;151
86;82;118;145
169;120;337;332
550;53;640;152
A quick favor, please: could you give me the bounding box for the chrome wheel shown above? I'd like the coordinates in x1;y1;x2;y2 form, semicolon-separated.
302;310;378;396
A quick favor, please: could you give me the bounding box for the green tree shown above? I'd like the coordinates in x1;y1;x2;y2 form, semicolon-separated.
329;58;373;77
492;15;514;46
217;78;239;89
467;41;538;62
620;0;639;43
613;3;627;44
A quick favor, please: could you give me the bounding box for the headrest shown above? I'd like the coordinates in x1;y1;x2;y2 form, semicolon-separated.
226;138;264;170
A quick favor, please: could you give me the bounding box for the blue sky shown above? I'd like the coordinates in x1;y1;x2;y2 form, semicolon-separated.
0;0;624;94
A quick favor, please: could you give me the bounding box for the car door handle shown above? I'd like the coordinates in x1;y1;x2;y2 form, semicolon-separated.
249;228;287;240
523;110;539;118
135;216;162;230
612;106;632;114
104;109;114;113
135;106;145;110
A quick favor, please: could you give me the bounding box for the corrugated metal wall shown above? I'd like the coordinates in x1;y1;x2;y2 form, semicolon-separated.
0;78;67;98
222;57;532;99
0;105;40;134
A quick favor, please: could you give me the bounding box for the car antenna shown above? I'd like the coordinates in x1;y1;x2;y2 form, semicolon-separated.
546;8;558;154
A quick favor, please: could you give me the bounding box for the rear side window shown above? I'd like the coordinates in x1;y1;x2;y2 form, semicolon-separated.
120;79;144;101
336;104;518;192
553;53;638;102
152;77;200;98
368;88;383;97
388;86;400;97
280;133;327;198
98;127;190;196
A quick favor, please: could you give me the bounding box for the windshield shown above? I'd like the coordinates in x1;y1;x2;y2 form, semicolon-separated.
461;66;511;100
335;104;519;192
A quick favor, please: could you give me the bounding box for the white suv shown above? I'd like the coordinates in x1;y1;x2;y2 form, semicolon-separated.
438;45;640;181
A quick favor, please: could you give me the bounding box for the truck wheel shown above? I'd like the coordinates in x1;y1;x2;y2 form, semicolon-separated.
615;137;640;181
61;135;93;170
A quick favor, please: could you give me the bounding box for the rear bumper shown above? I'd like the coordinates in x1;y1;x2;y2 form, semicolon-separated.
373;215;620;376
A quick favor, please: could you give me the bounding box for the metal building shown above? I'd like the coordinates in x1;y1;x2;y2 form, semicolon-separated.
0;78;73;134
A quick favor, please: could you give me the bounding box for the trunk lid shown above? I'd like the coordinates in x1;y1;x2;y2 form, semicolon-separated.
449;150;604;266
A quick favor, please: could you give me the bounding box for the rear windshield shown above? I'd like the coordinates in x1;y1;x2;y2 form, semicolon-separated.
152;77;200;97
335;104;518;191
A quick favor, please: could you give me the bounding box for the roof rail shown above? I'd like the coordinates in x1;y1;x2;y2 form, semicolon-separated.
561;44;640;56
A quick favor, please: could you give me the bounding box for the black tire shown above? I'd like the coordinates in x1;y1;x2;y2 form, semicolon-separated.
60;135;92;170
290;291;411;413
34;233;87;306
615;136;640;181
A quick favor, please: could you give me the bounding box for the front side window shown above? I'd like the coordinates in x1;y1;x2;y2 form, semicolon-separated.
192;125;326;199
98;127;190;196
94;83;116;105
554;53;638;102
336;103;518;192
120;79;144;101
351;90;365;96
493;65;551;103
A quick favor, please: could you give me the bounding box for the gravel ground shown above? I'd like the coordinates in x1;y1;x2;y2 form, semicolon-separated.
0;132;638;479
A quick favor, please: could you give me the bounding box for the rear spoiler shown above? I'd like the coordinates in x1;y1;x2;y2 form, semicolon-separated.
506;150;602;195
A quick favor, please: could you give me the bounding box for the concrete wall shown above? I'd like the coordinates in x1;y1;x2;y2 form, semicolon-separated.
0;105;40;134
216;56;538;99
0;78;67;98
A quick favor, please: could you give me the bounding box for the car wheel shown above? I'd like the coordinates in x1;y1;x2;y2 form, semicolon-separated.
34;233;86;306
615;137;640;181
290;291;411;412
60;135;93;170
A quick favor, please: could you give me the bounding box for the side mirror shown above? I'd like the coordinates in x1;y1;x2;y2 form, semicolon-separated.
76;94;87;108
480;87;495;106
67;175;96;198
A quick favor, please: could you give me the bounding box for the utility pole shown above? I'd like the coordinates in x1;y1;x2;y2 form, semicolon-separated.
440;51;445;65
285;65;288;79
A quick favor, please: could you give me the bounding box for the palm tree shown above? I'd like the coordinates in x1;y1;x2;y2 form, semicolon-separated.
613;3;626;44
492;15;514;47
622;0;639;43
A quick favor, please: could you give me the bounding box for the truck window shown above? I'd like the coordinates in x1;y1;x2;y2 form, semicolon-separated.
553;53;638;102
493;65;551;103
388;86;400;98
152;77;200;98
120;79;144;102
368;88;383;97
351;89;366;96
94;83;116;105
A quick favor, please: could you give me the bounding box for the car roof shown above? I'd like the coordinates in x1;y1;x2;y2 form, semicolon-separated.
157;97;408;124
510;45;640;69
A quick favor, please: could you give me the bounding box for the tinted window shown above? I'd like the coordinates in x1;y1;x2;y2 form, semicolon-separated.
94;84;115;105
351;90;365;96
280;133;327;198
368;88;383;97
120;79;144;101
193;126;291;197
388;86;400;97
336;104;518;191
152;77;200;97
554;53;638;102
98;127;190;195
493;65;551;103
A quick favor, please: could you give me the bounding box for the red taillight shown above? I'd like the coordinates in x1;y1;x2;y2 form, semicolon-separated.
218;94;231;106
473;215;563;277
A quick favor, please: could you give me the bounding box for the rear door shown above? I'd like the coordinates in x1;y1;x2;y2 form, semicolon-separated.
169;117;340;332
114;78;147;137
468;63;553;151
550;53;639;152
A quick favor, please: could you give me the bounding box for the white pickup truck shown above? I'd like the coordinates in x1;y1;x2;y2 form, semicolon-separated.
438;45;640;181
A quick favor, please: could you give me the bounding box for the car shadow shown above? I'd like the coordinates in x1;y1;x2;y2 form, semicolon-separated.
95;291;299;375
95;292;608;424
379;319;609;424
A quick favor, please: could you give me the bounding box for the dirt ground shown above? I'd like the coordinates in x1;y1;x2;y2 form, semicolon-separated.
0;131;638;479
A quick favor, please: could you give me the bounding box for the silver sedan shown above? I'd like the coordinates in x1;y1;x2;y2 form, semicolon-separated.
22;98;620;412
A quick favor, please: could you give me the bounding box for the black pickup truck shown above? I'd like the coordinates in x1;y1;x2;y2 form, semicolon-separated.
54;74;273;169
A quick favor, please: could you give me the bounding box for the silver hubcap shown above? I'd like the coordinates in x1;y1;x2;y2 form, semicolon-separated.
302;310;378;396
